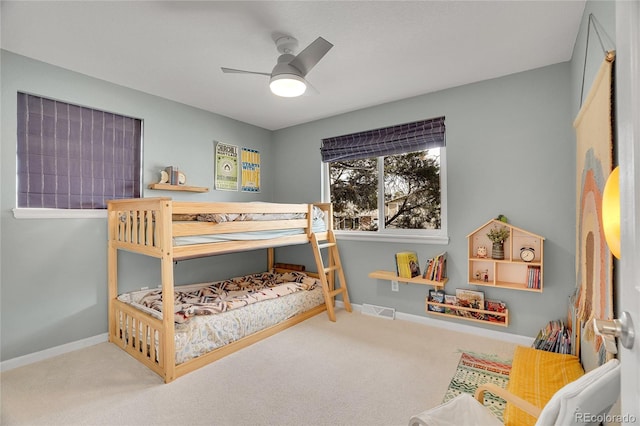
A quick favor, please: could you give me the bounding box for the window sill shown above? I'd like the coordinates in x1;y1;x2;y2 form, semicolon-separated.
333;230;449;245
12;208;107;219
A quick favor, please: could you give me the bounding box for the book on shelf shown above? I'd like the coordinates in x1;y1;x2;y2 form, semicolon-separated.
423;251;447;282
443;294;457;314
427;289;446;312
444;295;457;305
455;288;484;310
527;265;541;289
532;319;571;354
485;299;507;323
395;251;421;278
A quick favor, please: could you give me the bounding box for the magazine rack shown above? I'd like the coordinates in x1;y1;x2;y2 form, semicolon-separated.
425;300;509;327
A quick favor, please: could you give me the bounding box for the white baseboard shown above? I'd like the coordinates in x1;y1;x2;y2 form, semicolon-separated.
0;333;108;372
2;304;533;372
340;301;534;347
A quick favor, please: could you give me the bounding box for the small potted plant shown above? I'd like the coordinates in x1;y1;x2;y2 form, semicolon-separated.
487;226;510;259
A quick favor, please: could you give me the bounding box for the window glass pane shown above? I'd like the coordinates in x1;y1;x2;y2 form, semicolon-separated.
383;149;441;230
327;148;442;235
329;157;378;231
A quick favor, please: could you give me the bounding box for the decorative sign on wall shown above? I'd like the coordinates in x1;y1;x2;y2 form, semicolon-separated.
241;147;260;192
215;141;239;191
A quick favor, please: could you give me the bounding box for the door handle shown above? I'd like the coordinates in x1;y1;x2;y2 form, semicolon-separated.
593;311;635;353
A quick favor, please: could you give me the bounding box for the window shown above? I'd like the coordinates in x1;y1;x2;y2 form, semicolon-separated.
17;92;142;210
321;117;446;242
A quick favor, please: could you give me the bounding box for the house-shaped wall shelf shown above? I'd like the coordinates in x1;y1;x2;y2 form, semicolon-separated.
467;219;545;292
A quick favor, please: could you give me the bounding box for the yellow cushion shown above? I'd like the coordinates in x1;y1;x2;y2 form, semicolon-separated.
504;346;585;426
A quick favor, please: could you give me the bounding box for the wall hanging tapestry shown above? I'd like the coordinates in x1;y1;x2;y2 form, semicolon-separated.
573;52;615;364
442;351;511;422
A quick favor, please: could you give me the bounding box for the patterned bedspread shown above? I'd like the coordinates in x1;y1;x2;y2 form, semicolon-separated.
139;271;318;323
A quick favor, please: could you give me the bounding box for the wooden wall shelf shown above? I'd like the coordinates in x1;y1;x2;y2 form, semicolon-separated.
425;300;509;327
148;183;209;193
369;270;448;289
467;219;544;292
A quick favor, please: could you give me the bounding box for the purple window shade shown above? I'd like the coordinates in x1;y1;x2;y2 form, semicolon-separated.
320;116;445;162
17;92;142;209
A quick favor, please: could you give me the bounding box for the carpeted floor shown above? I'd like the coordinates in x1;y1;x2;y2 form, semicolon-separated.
442;351;512;422
1;310;518;426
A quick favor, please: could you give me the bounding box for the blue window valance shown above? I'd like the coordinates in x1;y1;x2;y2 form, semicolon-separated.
320;116;445;163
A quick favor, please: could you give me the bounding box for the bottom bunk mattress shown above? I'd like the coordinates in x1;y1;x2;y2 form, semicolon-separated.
116;270;324;365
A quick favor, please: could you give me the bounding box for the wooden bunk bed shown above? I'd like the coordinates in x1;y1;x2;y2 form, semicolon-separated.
107;197;351;383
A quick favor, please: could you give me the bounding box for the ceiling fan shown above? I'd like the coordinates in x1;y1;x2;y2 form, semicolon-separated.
221;36;333;98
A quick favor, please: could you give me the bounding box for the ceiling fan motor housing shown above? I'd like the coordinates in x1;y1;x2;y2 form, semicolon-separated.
275;36;299;54
271;54;302;77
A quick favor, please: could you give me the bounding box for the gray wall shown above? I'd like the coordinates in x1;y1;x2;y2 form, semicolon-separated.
271;0;616;342
1;0;616;362
271;0;615;343
0;51;274;361
570;1;616;119
272;62;576;338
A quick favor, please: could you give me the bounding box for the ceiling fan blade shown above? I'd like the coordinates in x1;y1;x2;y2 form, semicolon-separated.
288;37;333;77
303;78;319;95
220;67;271;76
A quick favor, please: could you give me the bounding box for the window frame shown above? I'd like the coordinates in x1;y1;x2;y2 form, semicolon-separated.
12;207;107;219
322;146;448;244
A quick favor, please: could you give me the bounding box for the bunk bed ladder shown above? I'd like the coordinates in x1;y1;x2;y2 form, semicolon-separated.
311;230;352;321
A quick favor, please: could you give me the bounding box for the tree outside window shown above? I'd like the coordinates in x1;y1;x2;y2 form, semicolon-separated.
328;148;442;233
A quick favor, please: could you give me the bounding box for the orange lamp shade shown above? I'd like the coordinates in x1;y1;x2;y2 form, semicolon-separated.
602;166;621;259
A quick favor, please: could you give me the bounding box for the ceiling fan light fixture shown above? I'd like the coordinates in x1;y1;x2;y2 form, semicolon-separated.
269;73;306;97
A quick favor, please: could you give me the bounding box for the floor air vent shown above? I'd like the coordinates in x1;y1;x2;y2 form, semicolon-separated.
361;303;396;320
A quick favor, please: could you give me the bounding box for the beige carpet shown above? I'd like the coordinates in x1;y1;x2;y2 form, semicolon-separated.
1;311;517;426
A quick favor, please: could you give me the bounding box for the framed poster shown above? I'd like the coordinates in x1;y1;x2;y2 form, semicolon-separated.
241;147;260;192
215;142;238;191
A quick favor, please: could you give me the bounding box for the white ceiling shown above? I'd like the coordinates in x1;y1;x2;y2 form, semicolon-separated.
1;1;586;131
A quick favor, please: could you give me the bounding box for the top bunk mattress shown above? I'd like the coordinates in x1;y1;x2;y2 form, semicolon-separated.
173;204;327;246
